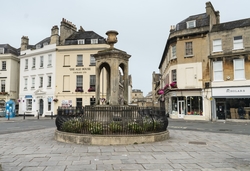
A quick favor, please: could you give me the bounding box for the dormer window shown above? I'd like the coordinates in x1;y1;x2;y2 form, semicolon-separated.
91;39;98;44
43;42;48;46
36;44;41;49
78;39;85;45
187;20;196;28
0;48;4;54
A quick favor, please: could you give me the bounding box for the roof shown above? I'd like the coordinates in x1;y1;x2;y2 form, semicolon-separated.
35;37;51;46
65;31;107;45
0;44;19;56
176;13;209;31
211;18;250;32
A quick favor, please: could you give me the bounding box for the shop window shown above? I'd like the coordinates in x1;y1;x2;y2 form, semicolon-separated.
171;97;177;112
187;96;203;115
26;99;32;111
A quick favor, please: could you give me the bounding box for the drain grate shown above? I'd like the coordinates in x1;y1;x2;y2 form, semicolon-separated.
218;129;232;132
188;141;206;145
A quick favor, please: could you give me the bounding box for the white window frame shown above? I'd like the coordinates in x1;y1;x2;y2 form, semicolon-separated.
233;36;243;50
39;76;43;88
171;45;176;59
48;54;52;67
78;39;85;45
76;75;83;89
172;69;177;82
47;75;51;87
91;39;98;44
185;42;193;56
213;39;222;52
234;58;245;80
40;56;44;67
24;78;28;89
90;55;96;65
26;99;32;111
1;80;6;92
77;55;83;66
32;57;36;68
213;61;223;81
25;59;28;69
31;77;35;89
0;48;4;54
187;20;196;28
2;61;6;70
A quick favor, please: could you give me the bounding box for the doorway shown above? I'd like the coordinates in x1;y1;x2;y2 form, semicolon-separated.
178;100;185;118
39;99;44;115
216;102;226;120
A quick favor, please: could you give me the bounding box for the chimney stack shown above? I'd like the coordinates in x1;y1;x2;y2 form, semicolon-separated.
60;18;77;45
50;25;59;45
21;36;29;51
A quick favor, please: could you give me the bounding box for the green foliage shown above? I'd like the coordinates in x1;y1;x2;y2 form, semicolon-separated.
61;119;83;133
109;121;122;133
127;122;143;133
89;121;103;134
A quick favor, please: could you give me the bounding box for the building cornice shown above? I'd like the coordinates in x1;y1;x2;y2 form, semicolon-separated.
19;48;57;58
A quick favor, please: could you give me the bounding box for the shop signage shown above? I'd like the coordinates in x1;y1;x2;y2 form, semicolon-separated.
69;67;91;74
212;87;250;96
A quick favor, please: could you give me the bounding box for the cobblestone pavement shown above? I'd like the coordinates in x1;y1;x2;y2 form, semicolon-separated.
0;128;250;171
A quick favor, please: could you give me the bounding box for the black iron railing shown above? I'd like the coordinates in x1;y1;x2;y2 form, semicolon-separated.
55;106;168;135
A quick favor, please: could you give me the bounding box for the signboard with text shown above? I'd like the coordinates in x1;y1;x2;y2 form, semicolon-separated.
212;87;250;96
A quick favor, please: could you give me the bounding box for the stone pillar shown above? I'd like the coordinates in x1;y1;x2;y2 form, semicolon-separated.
95;66;100;105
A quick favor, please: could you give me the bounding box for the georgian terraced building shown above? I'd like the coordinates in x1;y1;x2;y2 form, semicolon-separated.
19;18;109;116
159;2;250;121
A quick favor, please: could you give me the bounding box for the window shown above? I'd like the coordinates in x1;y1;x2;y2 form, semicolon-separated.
24;78;28;89
234;59;245;80
48;54;52;66
64;55;70;66
185;42;193;56
171;45;176;59
187;20;196;28
76;75;83;92
172;69;177;82
26;99;32;111
78;39;85;44
0;48;4;54
25;59;28;69
2;61;6;70
213;39;222;52
77;55;83;66
48;98;51;111
90;55;96;65
36;44;41;49
1;80;5;92
233;36;243;50
43;42;48;46
89;75;96;91
91;39;98;44
31;77;35;88
32;58;36;68
76;98;82;108
47;76;51;87
187;96;203;115
39;77;43;88
40;56;44;67
213;61;223;81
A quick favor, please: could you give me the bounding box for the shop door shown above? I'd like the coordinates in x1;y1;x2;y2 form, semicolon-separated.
39;99;44;115
216;102;226;120
178;100;185;118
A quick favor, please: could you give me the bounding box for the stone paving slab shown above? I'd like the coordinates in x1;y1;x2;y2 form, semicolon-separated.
0;128;250;171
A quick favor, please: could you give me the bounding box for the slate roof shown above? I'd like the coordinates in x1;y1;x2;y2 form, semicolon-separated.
35;37;51;46
0;44;19;56
176;13;209;31
65;31;106;45
211;18;250;32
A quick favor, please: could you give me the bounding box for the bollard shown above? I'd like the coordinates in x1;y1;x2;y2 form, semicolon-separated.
37;110;39;120
23;112;25;120
51;112;53;119
8;112;10;120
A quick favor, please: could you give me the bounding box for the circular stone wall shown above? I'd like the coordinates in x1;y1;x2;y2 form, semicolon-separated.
54;130;170;145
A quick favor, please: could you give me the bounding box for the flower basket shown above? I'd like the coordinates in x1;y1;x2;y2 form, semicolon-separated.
88;87;95;92
75;87;84;92
170;82;177;88
164;84;169;90
157;89;164;95
53;99;58;102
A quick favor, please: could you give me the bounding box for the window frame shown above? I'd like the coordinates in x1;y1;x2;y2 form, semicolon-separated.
48;54;52;67
90;55;96;65
24;78;28;89
213;61;223;81
40;56;44;67
171;45;176;59
91;39;98;44
76;75;83;91
25;59;28;69
186;20;196;28
26;99;32;111
234;58;245;80
2;61;6;70
185;42;193;56
77;55;83;66
78;39;85;45
1;80;6;92
213;39;222;52
32;57;36;68
233;36;243;50
39;76;43;88
47;75;52;87
0;48;4;54
31;77;35;89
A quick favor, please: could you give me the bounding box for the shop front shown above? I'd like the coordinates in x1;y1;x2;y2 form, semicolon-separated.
165;90;210;120
212;87;250;120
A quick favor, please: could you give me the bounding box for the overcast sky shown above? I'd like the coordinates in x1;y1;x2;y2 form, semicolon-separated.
1;1;250;96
